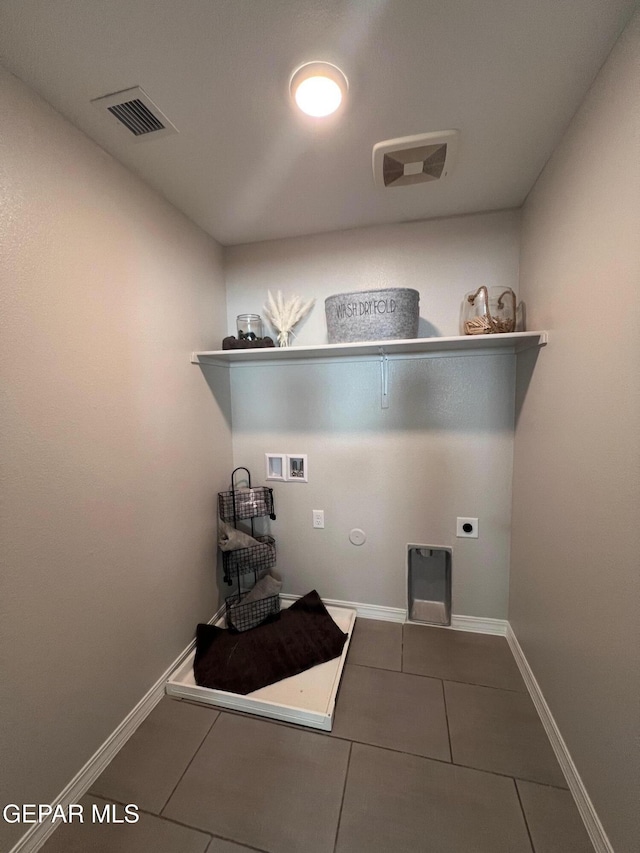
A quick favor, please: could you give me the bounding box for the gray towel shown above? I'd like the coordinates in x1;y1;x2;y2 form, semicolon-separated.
218;518;261;552
227;574;282;632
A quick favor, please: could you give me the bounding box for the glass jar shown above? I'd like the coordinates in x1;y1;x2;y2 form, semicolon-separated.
461;287;516;335
236;313;263;340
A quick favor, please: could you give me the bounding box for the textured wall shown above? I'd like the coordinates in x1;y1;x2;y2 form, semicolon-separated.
230;355;516;615
225;212;520;617
510;13;640;852
0;68;231;850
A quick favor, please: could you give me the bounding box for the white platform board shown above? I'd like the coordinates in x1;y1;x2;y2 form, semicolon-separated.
166;603;357;731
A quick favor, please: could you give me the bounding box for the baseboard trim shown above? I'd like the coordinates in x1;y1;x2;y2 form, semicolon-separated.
279;593;407;622
506;625;612;853
8;603;226;853
8;598;510;853
450;614;508;635
280;594;508;635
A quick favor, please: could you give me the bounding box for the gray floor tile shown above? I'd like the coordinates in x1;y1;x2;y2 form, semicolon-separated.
517;780;593;853
445;681;567;787
50;619;575;853
39;795;210;853
90;697;219;813
336;743;533;853
206;837;266;853
163;712;350;853
403;623;526;691
331;664;450;761
346;618;402;670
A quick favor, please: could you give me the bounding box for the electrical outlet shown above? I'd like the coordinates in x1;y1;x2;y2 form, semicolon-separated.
312;509;325;529
456;517;479;538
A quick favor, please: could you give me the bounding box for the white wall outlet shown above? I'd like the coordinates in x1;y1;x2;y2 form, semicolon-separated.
312;509;324;529
456;517;479;538
286;454;308;482
265;453;286;481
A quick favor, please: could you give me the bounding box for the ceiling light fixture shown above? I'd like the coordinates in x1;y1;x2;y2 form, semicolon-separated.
289;61;348;117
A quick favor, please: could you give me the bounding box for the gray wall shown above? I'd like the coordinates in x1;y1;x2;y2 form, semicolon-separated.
510;13;640;853
0;69;232;851
225;210;521;341
226;212;520;617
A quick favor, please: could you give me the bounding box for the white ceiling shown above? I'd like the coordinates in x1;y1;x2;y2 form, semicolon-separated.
0;1;635;246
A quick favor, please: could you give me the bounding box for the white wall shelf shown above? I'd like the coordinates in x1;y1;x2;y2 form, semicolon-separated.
191;331;547;367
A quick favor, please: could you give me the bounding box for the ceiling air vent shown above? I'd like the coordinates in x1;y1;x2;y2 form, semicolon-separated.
91;87;178;141
372;130;458;188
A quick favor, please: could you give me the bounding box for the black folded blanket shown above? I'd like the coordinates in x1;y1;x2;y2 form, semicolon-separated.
194;590;348;695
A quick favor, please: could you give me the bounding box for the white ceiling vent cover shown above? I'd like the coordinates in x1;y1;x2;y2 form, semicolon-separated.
91;87;178;141
373;130;459;188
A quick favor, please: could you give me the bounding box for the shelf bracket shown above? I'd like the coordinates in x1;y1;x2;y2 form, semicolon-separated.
379;349;389;409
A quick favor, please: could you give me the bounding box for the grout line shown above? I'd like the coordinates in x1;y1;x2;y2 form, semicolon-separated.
215;706;567;789
513;778;537;853
158;710;222;815
348;661;527;694
437;675;528;694
93;795;271;853
332;741;353;853
355;739;566;787
87;795;213;840
205;832;271;853
339;739;569;789
345;661;403;674
221;708;567;791
441;679;453;763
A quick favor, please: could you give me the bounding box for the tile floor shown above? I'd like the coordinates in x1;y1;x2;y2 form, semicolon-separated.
40;621;593;853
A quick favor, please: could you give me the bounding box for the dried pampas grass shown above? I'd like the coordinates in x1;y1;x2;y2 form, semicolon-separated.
263;290;315;347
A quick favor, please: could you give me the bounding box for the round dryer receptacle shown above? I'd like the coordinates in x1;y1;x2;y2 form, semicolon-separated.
349;528;366;546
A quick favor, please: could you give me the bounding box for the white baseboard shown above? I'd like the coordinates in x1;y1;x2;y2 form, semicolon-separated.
450;614;508;635
9;597;509;853
9;603;226;853
506;625;611;853
279;593;407;623
281;594;508;635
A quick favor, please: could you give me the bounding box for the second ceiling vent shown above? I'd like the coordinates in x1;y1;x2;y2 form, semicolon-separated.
91;87;178;141
372;130;458;188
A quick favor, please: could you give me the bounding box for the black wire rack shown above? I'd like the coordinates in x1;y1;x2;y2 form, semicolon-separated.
225;591;280;632
218;486;275;523
218;467;279;635
222;534;276;579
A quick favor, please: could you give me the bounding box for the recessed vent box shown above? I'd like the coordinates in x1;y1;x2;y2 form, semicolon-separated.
91;86;178;141
373;130;458;188
407;545;452;625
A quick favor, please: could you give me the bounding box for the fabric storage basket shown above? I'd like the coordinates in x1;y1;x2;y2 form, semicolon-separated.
325;287;419;343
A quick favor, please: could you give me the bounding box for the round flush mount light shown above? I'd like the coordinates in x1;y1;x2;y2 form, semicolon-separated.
289;61;348;117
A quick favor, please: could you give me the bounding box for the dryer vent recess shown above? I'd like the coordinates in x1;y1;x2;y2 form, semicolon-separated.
372;130;459;188
407;546;452;626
